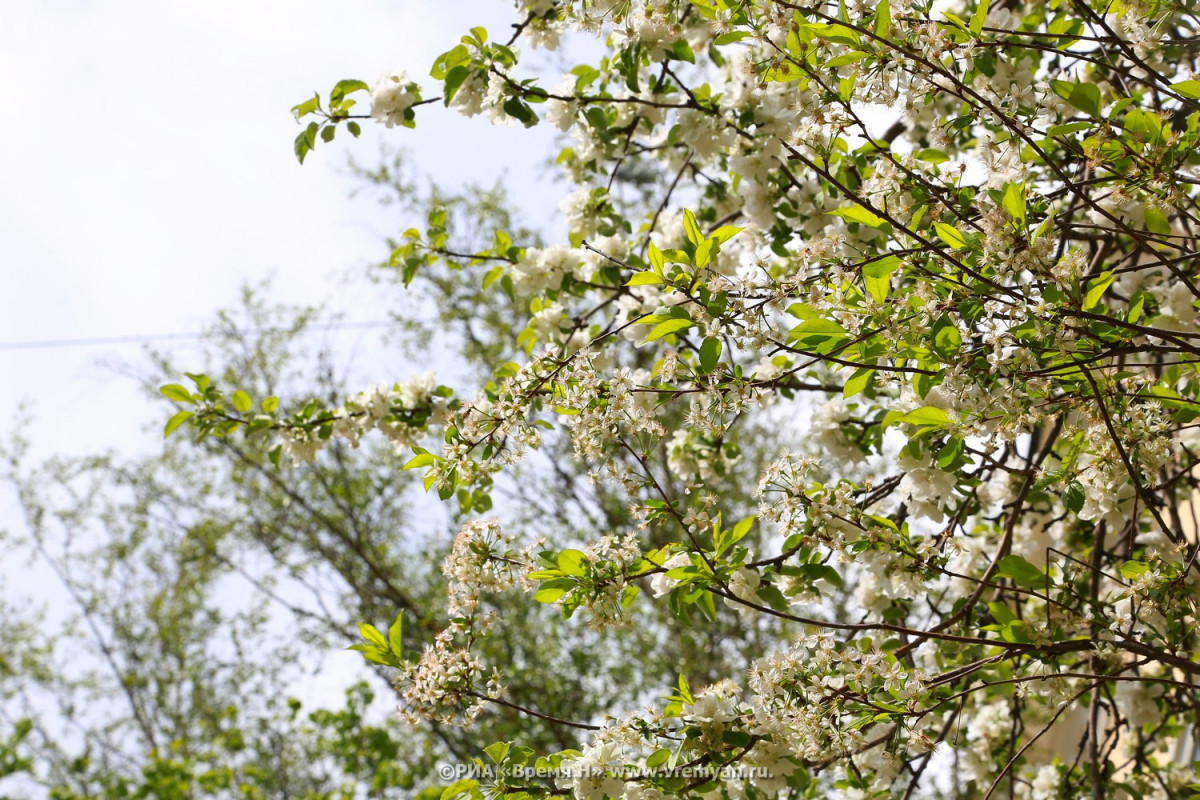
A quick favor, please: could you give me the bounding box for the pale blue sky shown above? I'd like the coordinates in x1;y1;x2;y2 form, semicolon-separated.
0;0;559;458
0;1;564;719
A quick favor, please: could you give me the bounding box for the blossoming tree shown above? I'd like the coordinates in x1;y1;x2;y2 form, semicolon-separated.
168;0;1200;797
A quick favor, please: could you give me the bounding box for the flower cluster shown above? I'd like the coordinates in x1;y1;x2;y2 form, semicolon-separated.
181;0;1200;795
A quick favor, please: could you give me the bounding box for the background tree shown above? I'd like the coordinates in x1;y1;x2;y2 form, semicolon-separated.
170;0;1200;799
0;151;785;797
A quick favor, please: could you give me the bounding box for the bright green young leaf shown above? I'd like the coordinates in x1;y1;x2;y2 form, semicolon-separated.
163;411;193;438
403;451;438;470
788;318;848;352
232;390;252;414
1171;80;1200;100
862;255;900;302
1067;82;1103;118
1144;205;1171;236
387;612;403;655
557;549;587;577
874;0;890;37
483;742;511;765
996;555;1045;589
534;579;574;603
160;384;192;403
987;602;1016;625
1119;560;1149;580
441;779;480;800
699;337;722;373
682;209;703;245
1002;182;1026;227
645;318;695;342
358;622;387;649
330;79;369;102
970;0;990;34
626;271;664;286
709;225;743;245
931;315;962;358
933;222;967;250
647;241;665;273
900;406;951;426
843;367;873;398
831;205;885;228
1084;271;1115;310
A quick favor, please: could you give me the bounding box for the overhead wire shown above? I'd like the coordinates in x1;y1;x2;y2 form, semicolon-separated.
0;320;395;352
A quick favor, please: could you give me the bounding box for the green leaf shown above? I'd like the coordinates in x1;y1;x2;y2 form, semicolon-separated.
669;38;696;63
557;549;587;577
843;367;873;398
936;436;964;469
996;555;1045;588
358;623;387;649
931;315;962;358
291;94;319;120
830;205;885;228
677;672;694;704
862;255;900;303
838;71;858;104
1171;80;1200;100
626;271;664;286
699;337;722;373
727;515;754;549
262;396;279;414
163;410;193;438
1144;205;1171;236
431;44;470;80
294;121;319;165
873;0;890;37
160;384;192;403
788;318;847;347
969;0;989;34
441;779;479;800
1001;182;1026;227
1066;82;1103;118
645;318;695;342
403;451;438;470
709;225;743;245
1084;270;1115;310
1045;121;1092;137
387;612;403;655
502;97;538;127
987;601;1016;625
483;742;511;765
900;406;951;426
534;578;575;603
682;209;703;245
330;78;369;103
914;148;948;164
932;221;967;250
1127;293;1145;324
231;390;252;414
647;241;665;274
1063;481;1085;513
1119;560;1149;580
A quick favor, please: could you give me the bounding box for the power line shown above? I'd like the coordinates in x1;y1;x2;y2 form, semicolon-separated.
0;321;395;352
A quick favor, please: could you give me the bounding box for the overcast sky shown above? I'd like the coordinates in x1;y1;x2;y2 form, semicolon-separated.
0;1;566;720
0;0;559;458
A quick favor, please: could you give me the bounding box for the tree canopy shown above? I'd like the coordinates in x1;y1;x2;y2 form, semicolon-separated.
10;0;1200;798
